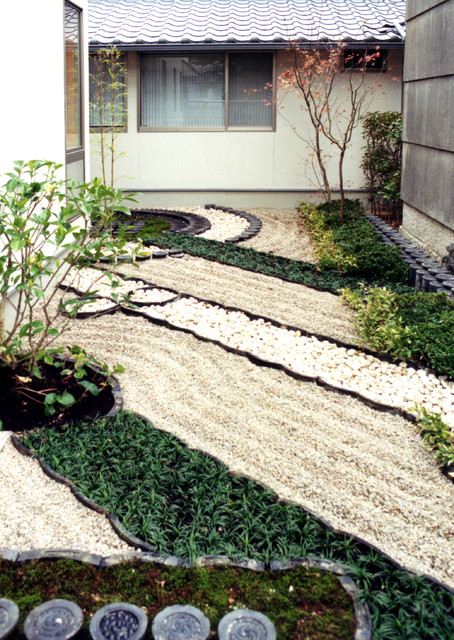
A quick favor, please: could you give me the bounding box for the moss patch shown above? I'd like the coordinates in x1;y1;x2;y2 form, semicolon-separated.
0;560;355;640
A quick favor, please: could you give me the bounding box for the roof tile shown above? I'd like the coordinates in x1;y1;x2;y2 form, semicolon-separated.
88;0;405;46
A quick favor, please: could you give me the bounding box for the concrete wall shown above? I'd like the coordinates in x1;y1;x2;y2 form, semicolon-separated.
0;0;89;179
90;48;403;209
401;0;454;258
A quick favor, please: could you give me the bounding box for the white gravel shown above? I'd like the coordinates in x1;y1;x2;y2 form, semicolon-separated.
1;207;454;590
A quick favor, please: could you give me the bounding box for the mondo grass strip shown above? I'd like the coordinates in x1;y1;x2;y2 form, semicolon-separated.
147;233;397;293
21;411;454;640
0;559;357;640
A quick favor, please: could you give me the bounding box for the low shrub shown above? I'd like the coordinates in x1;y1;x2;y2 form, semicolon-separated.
22;411;454;640
298;199;408;283
341;286;454;379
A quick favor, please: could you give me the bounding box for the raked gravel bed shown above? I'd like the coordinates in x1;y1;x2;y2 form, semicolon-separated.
131;294;454;429
63;266;454;430
11;309;454;589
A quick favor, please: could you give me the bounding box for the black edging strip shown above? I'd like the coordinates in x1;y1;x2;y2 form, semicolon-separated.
0;546;371;639
10;410;454;601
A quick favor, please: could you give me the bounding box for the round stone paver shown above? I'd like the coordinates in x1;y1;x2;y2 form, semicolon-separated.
24;600;83;640
0;599;20;640
218;610;276;640
90;603;148;640
151;605;210;640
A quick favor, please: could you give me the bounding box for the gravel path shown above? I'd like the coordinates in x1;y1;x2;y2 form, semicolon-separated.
1;207;453;590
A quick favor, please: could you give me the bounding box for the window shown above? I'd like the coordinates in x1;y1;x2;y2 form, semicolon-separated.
64;1;84;181
89;52;127;128
343;49;387;72
140;52;273;129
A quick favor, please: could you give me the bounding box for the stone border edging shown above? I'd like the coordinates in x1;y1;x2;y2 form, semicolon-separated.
131;208;211;236
365;213;454;296
204;204;263;242
0;548;370;639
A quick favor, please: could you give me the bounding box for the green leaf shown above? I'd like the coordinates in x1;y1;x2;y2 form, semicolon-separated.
44;392;58;405
78;380;100;396
56;391;76;407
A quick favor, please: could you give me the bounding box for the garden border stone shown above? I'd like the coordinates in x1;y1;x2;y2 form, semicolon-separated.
130;208;211;236
365;213;454;297
204;204;262;243
0;598;20;640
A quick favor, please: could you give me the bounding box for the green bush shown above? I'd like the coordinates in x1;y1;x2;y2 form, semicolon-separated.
299;199;408;282
361;111;402;205
341;286;454;379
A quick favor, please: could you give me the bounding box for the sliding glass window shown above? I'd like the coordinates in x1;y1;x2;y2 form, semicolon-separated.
140;52;273;130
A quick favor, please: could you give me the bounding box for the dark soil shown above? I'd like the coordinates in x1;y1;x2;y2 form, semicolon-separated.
0;362;115;432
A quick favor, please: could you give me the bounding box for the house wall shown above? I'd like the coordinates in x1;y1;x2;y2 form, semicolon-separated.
401;0;454;259
89;48;403;209
0;0;89;179
0;0;89;330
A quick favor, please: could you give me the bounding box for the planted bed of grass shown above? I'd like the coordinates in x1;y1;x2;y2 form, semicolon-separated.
0;560;355;640
22;411;454;640
150;233;405;293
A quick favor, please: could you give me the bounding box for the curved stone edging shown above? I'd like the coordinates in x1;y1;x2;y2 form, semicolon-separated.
131;208;211;236
204;204;262;243
0;547;371;638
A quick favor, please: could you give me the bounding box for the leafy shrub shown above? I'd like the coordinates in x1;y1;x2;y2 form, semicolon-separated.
341;286;454;379
361;111;402;205
299;199;408;282
0;159;127;417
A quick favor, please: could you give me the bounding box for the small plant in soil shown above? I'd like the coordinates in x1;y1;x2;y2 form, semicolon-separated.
0;160;126;429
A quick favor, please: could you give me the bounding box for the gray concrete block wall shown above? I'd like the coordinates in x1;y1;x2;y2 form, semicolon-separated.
401;0;454;251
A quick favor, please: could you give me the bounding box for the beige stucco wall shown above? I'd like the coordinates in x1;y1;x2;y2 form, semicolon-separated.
90;48;403;207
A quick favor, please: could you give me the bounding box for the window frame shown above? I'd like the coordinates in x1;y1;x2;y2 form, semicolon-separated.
89;52;128;132
64;0;85;180
138;51;276;132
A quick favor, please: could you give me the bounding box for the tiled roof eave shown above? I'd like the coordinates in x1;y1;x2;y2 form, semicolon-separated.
88;38;404;52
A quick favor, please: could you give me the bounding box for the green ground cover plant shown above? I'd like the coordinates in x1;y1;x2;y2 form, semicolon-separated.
0;559;355;640
152;233;402;293
341;287;454;380
22;411;454;640
298;199;407;281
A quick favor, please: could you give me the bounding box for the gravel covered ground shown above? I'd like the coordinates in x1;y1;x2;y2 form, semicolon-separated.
1;207;454;590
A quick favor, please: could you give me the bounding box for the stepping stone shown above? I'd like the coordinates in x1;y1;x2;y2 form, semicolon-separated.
0;599;20;640
152;251;168;259
152;605;210;640
90;603;148;640
218;610;276;640
24;600;83;640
